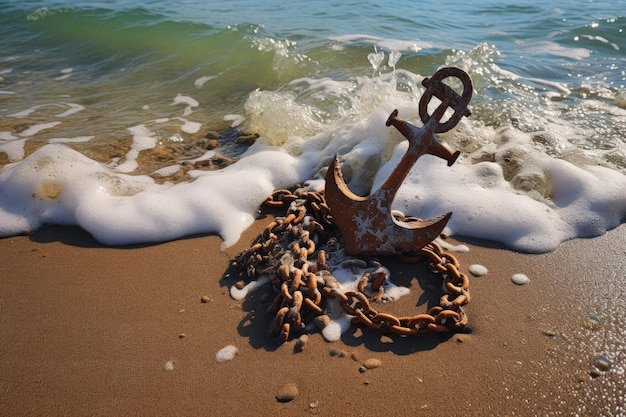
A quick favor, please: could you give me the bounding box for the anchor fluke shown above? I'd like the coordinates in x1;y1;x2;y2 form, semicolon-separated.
324;154;452;256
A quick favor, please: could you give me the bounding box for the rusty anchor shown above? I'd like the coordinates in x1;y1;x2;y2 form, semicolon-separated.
325;67;473;256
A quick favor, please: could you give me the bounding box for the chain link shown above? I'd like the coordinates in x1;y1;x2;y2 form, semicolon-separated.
229;186;470;342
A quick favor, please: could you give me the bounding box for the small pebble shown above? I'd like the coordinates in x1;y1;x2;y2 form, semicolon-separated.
589;369;603;379
583;314;601;330
329;348;340;357
511;273;530;285
234;280;245;290
313;315;331;330
453;334;470;343
164;360;174;371
215;345;238;363
358;366;367;373
200;295;212;303
593;354;612;372
294;334;309;352
309;400;319;409
469;264;488;277
276;383;298;402
350;352;361;362
178;333;187;339
363;358;382;369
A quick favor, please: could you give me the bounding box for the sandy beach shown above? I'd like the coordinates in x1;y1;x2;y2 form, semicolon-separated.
1;217;624;416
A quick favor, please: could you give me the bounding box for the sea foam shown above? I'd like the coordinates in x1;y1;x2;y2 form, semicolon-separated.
0;47;624;254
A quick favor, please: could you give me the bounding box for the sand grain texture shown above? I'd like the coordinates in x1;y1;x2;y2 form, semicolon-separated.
1;221;624;416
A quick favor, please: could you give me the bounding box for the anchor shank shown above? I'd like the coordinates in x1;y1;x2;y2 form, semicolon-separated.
378;132;426;196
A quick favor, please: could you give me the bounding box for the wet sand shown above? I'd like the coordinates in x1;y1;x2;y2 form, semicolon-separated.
1;219;624;416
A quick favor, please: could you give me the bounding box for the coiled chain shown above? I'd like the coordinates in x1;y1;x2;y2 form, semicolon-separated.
229;186;470;343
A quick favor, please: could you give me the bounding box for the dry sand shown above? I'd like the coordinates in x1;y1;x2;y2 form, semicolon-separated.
1;218;624;416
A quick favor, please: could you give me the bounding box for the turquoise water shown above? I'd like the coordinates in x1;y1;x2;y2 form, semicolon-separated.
0;0;625;252
2;0;624;149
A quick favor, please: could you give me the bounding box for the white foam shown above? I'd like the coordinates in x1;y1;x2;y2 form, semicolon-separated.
116;124;157;173
190;150;216;162
48;136;95;144
0;52;624;257
224;114;244;127
153;165;181;177
329;34;434;52
8;102;84;118
0;138;26;161
516;40;591;60
175;117;201;134
0;131;17;141
19;122;62;137
172;94;199;117
0;143;308;246
172;94;199;108
229;275;270;301
321;317;351;342
55;103;85;117
375;140;626;253
54;68;73;80
194;75;217;88
9;104;50;118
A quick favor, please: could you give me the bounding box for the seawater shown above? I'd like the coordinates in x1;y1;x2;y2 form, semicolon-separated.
0;0;625;252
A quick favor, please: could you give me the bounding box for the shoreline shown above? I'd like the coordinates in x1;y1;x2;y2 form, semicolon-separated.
1;221;624;416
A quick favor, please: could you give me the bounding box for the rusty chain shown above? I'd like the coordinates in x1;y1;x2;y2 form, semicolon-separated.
229;186;470;343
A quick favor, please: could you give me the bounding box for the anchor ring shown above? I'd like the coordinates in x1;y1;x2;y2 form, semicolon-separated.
419;67;473;133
